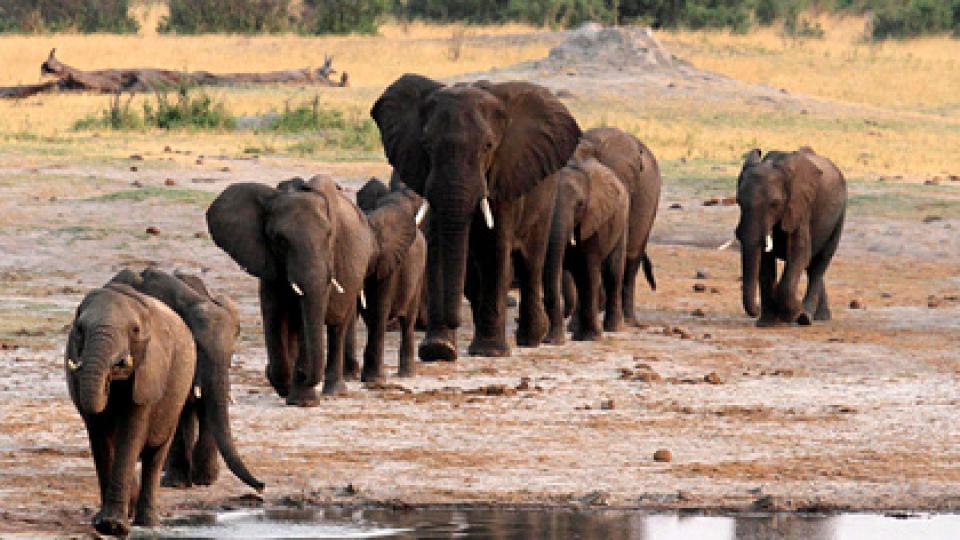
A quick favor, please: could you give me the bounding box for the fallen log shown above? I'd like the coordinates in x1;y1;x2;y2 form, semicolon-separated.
1;49;349;99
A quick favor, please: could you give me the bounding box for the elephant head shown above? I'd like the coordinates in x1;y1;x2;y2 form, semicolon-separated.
371;74;580;335
206;175;345;394
356;177;390;213
66;284;176;415
736;147;820;318
108;268;264;492
553;157;628;248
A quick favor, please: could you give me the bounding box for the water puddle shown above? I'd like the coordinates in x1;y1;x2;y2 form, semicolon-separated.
133;507;960;539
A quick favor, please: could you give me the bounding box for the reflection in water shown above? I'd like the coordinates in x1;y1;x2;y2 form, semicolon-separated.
138;507;960;540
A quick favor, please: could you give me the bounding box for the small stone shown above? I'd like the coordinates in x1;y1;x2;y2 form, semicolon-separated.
653;449;672;462
849;299;864;309
695;270;708;279
196;158;204;165
600;399;615;410
691;308;705;317
164;178;177;186
880;292;892;298
193;232;207;239
693;283;707;293
721;196;737;205
516;377;531;391
145;226;161;235
669;203;682;210
703;197;720;206
924;178;939;185
129;154;143;161
130;166;138;172
949;175;959;182
710;287;720;294
131;180;143;188
704;372;723;384
922;215;943;223
927;296;941;308
163;145;172;153
220;166;231;172
677;490;693;501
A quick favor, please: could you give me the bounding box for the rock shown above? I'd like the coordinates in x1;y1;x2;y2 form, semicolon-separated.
600;399;615;410
922;215;943;223
145;226;161;236
691;308;705;317
194;232;207;239
703;197;720;206
578;490;610;506
163;145;172;153
849;299;864;309
555;89;575;98
704;372;723;384
880;292;892;298
710;287;720;294
669;202;682;210
164;178;177;186
220;166;231;172
195;158;204;165
927;296;941;308
695;270;708;279
129;166;138;172
653;449;672;462
131;180;143;188
677;490;693;501
721;196;737;205
924;178;939;185
129;154;143;161
516;377;531;391
692;283;707;293
949;175;959;182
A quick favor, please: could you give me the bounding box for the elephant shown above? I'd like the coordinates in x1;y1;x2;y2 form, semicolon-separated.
371;74;581;361
206;175;418;405
543;151;630;343
65;281;196;536
355;178;427;377
573;127;660;323
110;268;264;492
736;147;847;326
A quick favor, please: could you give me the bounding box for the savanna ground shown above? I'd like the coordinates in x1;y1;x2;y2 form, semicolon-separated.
0;6;958;535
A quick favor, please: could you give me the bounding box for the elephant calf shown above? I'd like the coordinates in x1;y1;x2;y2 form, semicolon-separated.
111;268;264;492
736;147;847;326
66;281;196;536
544;152;630;343
356;178;427;377
207;175;419;405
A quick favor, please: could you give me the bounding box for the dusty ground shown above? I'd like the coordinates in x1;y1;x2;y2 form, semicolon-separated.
1;26;959;536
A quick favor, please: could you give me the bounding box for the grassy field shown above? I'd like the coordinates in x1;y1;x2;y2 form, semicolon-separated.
0;10;958;180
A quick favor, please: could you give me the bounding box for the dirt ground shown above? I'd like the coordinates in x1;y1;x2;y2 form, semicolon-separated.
1;27;959;536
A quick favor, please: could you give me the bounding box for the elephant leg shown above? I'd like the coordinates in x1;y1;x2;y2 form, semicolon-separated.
815;285;831;321
571;254;602;341
261;282;296;398
161;405;196;488
93;407;150;537
515;251;549;347
362;280;393;384
543;248;566;345
322;319;351;396
808;220;842;322
621;256;640;323
419;218;459;362
134;437;173;528
776;231;813;324
190;401;219;486
343;316;360;380
84;416;115;508
756;251;781;327
602;242;626;333
398;313;417;377
467;222;512;358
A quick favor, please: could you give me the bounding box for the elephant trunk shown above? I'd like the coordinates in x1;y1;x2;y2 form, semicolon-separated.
741;243;762;318
74;332;116;415
426;177;478;332
201;350;264;492
545;203;573;323
297;288;328;388
436;213;471;330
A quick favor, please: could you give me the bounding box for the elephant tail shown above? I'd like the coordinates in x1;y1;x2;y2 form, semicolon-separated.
203;365;265;493
642;253;656;291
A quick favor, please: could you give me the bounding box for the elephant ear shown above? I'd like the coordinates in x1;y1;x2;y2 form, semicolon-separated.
108;268;143;288
780;151;821;233
366;192;418;279
303;175;342;220
738;148;762;189
580;160;627;240
356;177;390;213
173;270;213;300
206;183;278;281
370;74;445;195
480;81;582;200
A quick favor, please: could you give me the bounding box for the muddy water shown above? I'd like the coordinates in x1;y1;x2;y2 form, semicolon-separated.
137;507;960;539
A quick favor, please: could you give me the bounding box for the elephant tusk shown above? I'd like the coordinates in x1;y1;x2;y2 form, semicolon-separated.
359;290;367;309
124;354;134;368
67;358;81;371
716;239;735;251
570;233;576;246
764;234;774;253
330;277;345;294
481;197;494;229
193;385;202;399
290;282;304;296
229;393;235;405
415;202;429;226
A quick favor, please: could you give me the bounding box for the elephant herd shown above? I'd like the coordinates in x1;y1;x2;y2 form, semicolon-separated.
62;74;848;536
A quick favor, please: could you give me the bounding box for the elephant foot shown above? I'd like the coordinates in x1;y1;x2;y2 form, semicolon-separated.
796;312;813;326
286;385;320;407
603;315;625;333
134;509;161;528
321;379;349;396
360;368;385;384
814;308;831;321
419;337;457;362
516;312;548;348
93;510;130;537
543;328;566;345
397;365;416;378
265;366;290;398
755;317;783;328
190;465;219;487
343;364;361;381
572;328;602;342
467;337;510;357
160;469;191;489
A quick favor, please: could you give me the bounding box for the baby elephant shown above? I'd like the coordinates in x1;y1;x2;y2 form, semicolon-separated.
736;147;847;326
66;281;196;536
111;268;264;493
356;178;427;377
544;150;630;343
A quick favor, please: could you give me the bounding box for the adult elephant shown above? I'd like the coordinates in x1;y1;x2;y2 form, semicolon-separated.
574;127;660;323
207;175;417;405
371;74;581;360
736;147;847;326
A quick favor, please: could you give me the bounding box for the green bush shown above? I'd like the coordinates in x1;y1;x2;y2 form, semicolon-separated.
159;0;292;34
73;87;236;130
300;0;388;34
0;0;138;33
260;97;381;150
871;0;957;39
